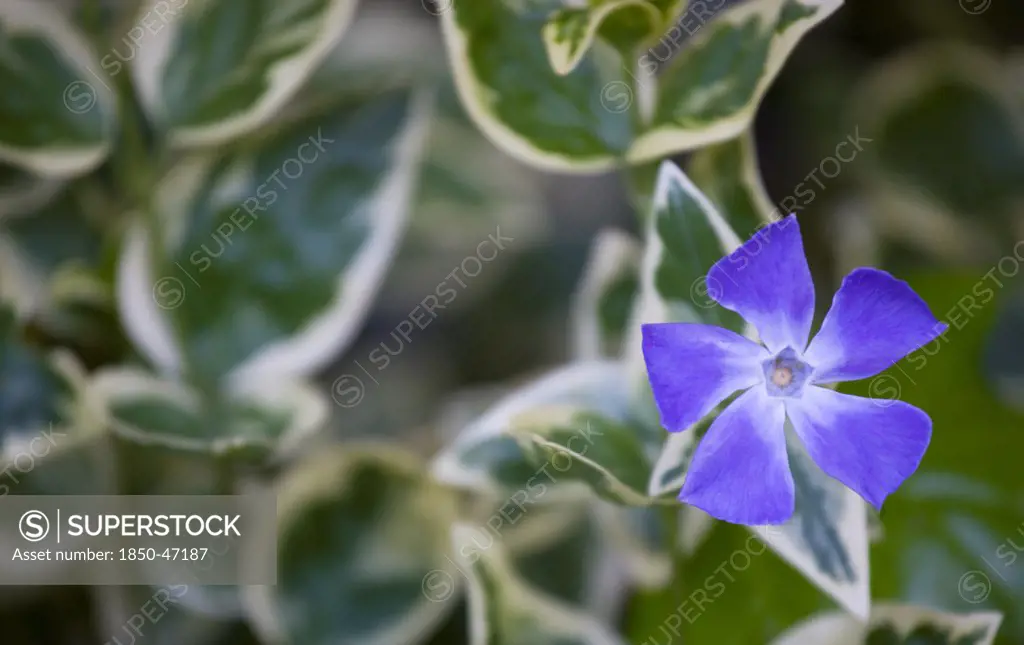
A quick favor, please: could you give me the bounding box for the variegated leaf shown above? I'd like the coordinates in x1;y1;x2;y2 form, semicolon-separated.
542;1;661;76
640;131;778;496
117;88;431;384
0;0;115;176
431;361;631;501
130;0;359;148
440;0;632;172
511;406;656;506
771;604;1003;645
0;234;43;319
629;0;843;163
88;367;327;458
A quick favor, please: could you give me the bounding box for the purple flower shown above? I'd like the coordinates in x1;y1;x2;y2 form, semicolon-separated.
641;215;947;525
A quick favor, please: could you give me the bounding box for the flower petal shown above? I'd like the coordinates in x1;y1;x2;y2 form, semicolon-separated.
641;323;768;432
786;386;932;509
707;214;815;354
679;387;792;525
804;268;947;383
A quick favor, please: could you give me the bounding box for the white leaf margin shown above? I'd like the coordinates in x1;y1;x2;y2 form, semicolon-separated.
116;90;434;382
0;0;114;176
131;0;360;148
771;604;1003;645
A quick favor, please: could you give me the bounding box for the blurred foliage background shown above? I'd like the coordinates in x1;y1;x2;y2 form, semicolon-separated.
0;0;1021;643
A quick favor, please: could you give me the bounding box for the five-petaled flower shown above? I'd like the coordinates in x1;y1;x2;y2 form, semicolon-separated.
641;215;947;525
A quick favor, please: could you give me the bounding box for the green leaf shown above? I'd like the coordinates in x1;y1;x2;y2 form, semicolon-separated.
771;605;1003;645
88;367;327;457
854;45;1024;258
0;0;115;176
441;0;633;171
244;446;458;645
542;1;661;76
431;361;631;501
451;523;628;645
130;0;358;148
511;407;656;506
570;229;640;360
117;88;431;384
629;0;842;163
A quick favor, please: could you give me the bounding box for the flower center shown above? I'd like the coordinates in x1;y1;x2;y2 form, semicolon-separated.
762;347;813;398
771;366;794;387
